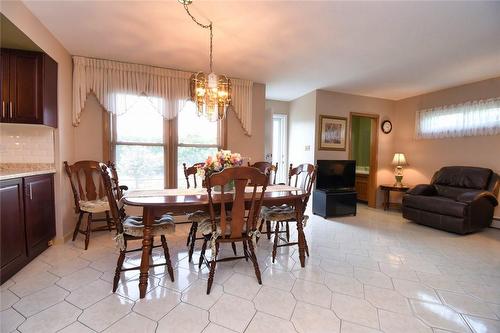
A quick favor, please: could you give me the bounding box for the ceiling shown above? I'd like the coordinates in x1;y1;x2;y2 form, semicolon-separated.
22;0;500;101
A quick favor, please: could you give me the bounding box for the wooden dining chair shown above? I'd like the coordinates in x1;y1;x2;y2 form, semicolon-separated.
107;161;128;200
64;160;114;250
258;163;293;239
248;161;279;185
260;163;316;262
199;166;269;294
99;163;175;293
183;162;218;262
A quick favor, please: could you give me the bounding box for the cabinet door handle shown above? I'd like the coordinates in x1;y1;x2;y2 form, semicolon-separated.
9;102;13;118
29;184;33;200
2;101;4;118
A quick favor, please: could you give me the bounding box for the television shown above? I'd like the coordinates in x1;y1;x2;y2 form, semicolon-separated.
316;160;356;191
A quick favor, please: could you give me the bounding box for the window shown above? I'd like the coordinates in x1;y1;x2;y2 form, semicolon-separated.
111;96;222;189
416;98;500;139
176;103;221;188
112;94;166;190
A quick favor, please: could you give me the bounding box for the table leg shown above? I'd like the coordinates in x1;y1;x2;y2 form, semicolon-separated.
384;190;389;210
139;207;154;299
295;198;306;268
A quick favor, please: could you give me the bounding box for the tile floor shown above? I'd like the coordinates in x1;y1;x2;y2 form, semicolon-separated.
1;205;500;333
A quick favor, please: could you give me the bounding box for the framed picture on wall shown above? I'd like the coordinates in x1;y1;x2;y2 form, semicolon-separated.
318;115;348;151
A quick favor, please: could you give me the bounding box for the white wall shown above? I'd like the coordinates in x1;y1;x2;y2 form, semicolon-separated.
2;0;75;241
265;99;290;162
288;91;316;166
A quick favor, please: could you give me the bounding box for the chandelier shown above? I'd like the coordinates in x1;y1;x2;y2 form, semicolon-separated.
179;0;232;122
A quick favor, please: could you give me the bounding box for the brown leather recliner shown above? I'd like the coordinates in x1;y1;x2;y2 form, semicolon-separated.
402;166;499;234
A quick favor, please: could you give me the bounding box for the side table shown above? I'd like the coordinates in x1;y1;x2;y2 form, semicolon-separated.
379;184;410;210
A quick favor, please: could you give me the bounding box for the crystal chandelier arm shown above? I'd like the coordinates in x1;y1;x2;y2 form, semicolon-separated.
183;4;213;72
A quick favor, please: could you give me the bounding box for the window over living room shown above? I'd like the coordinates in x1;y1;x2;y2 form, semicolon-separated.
415;97;500;139
110;94;223;190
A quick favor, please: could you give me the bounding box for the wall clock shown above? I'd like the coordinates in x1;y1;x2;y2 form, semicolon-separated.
381;120;392;134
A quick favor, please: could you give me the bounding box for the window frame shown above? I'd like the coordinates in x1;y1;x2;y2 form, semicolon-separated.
105;100;227;189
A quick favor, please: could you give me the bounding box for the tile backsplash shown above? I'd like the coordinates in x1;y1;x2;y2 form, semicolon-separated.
0;124;55;164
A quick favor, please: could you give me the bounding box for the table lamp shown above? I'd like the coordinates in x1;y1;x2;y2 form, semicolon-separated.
392;153;408;187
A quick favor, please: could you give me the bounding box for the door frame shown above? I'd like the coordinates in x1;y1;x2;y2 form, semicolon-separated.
272;113;288;184
348;112;379;208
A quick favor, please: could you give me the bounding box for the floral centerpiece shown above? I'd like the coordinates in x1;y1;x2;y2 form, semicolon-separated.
197;150;243;191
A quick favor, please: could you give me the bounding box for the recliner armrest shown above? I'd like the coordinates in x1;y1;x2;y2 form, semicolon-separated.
457;191;498;206
407;184;437;196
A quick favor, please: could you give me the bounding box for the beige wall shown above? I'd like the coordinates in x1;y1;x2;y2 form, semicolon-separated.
288;91;316;166
74;95;104;161
227;83;266;163
393;77;500;217
2;0;75;241
314;90;396;206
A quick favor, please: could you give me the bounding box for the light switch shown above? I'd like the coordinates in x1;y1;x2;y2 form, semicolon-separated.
305;145;311;151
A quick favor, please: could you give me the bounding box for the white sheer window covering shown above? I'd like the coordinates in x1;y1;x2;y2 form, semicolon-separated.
415;97;500;139
72;56;254;135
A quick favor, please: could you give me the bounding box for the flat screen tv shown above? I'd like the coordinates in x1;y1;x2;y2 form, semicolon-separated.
316;160;356;190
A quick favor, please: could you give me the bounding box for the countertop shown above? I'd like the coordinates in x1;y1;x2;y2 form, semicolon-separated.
0;169;56;181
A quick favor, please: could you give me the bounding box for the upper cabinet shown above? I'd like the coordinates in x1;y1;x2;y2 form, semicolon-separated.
0;48;58;128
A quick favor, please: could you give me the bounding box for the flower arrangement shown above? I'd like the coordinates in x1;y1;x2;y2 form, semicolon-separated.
197;150;243;179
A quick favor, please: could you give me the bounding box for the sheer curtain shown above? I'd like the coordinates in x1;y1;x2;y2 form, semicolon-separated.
72;56;254;135
73;56;191;126
415;97;500;139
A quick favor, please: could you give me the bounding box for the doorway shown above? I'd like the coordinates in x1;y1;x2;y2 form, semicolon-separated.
349;112;379;208
272;114;288;184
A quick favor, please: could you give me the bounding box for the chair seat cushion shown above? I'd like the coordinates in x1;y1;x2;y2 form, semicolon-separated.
79;199;110;213
261;205;296;221
403;195;467;218
187;210;211;223
123;214;175;237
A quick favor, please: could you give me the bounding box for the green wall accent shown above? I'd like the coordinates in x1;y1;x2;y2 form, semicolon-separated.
351;116;371;168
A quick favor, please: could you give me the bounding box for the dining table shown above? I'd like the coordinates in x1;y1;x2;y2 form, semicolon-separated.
122;184;308;298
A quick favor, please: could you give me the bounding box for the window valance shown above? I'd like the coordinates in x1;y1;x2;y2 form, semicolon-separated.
72;56;254;135
415;97;500;139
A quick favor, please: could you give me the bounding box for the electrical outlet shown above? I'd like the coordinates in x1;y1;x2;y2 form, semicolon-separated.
305;145;311;151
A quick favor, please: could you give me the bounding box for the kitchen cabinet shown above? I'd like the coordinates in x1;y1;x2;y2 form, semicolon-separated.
355;173;369;202
24;174;56;259
0;173;56;283
0;48;58;127
0;178;27;283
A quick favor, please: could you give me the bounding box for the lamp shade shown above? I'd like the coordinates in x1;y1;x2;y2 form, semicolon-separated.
392;153;408;166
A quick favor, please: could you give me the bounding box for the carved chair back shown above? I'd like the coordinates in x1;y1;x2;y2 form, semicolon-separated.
106;161;125;199
183;162;205;188
99;163;124;234
288;163;317;211
64;160;106;212
206;167;269;239
248;161;278;185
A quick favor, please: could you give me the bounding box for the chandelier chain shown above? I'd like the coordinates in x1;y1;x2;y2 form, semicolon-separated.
183;4;213;72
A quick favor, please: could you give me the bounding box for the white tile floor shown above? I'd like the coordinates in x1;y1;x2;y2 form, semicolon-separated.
1;205;500;333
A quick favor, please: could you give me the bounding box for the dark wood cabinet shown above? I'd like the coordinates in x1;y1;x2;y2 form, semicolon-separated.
355;173;369;202
0;48;57;127
24;175;56;258
0;173;56;283
0;178;27;283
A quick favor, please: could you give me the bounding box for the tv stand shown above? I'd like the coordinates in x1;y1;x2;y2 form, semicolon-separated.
312;188;357;218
